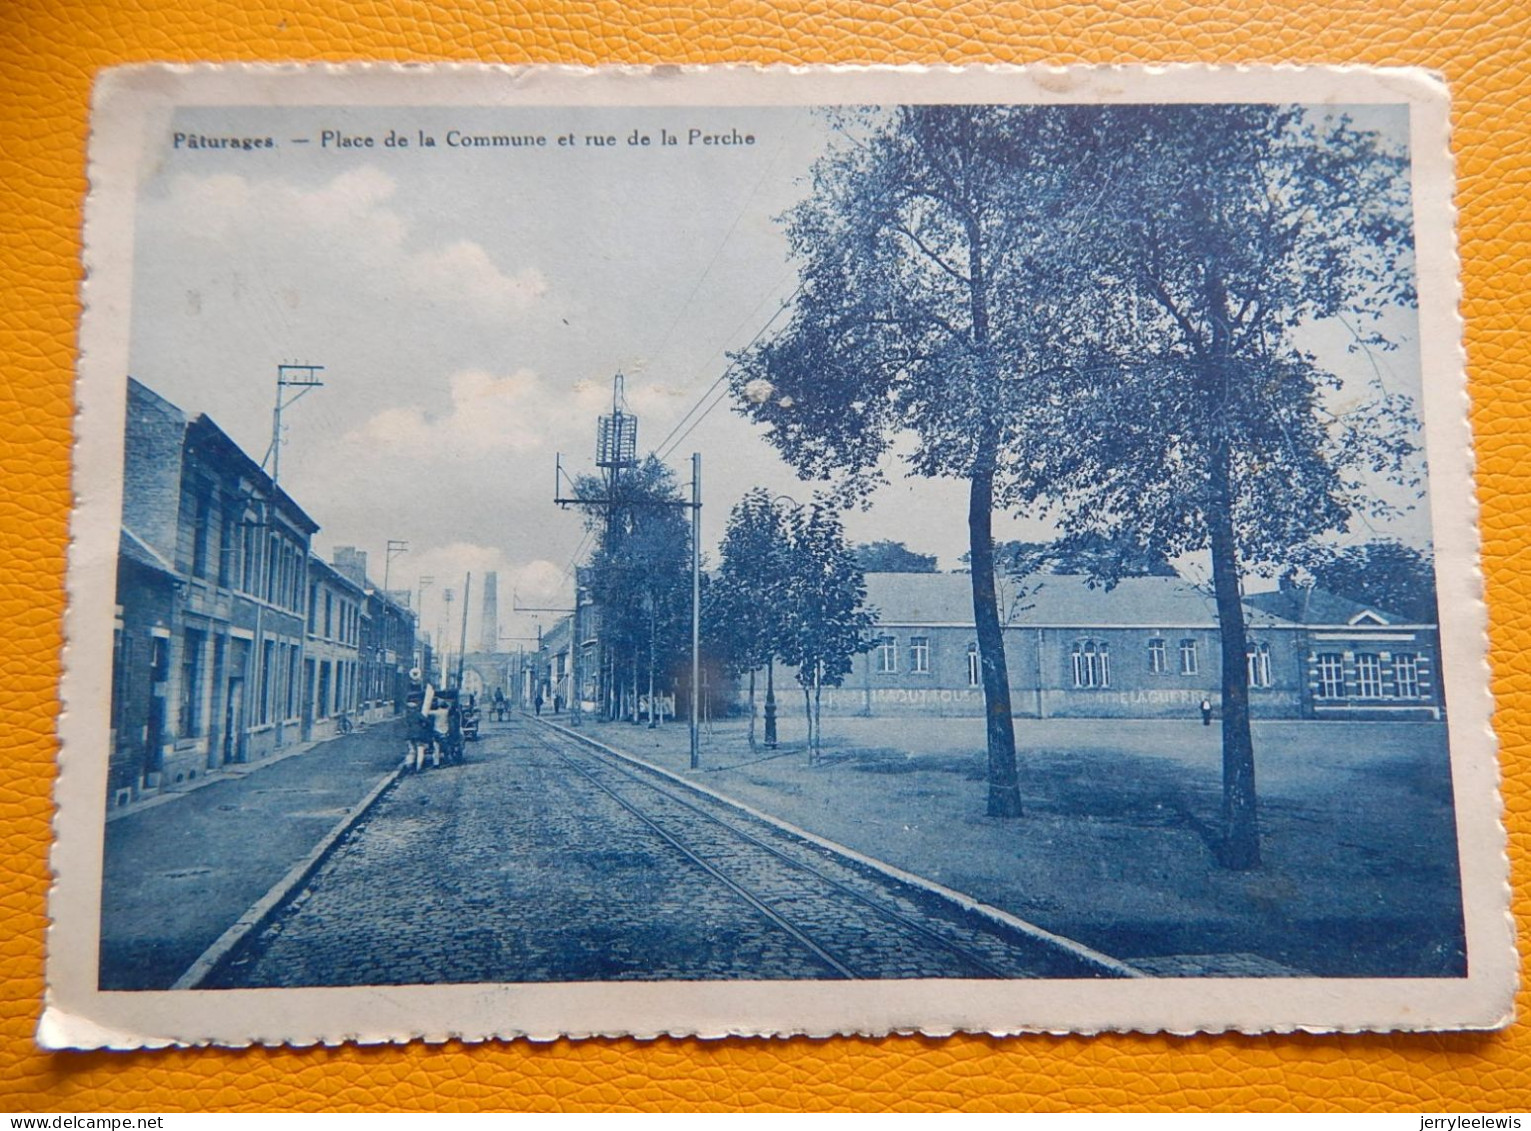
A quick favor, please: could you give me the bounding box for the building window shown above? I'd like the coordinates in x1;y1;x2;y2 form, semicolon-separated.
910;636;930;674
1246;642;1272;689
1316;652;1345;698
967;643;981;687
1071;640;1110;689
1179;638;1198;676
875;636;897;673
259;640;275;725
179;628;205;736
1356;652;1383;698
218;514;236;588
242;523;256;593
1148;638;1167;674
191;494;212;579
1395;653;1421;698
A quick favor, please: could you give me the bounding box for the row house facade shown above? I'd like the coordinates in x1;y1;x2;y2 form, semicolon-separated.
332;547;420;718
112;379;319;806
303;553;366;742
109;379;419;810
792;572;1444;723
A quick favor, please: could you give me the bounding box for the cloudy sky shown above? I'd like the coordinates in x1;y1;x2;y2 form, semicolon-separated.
127;101;1428;648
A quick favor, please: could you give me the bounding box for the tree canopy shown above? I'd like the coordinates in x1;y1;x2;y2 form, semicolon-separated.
854;540;939;573
1297;540;1438;623
732;102;1421;858
576;456;692;718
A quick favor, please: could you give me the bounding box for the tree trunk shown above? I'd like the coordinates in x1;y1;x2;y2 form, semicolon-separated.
961;205;1023;819
764;658;777;748
1209;441;1260;869
747;668;757;751
802;684;813;756
813;665;823;764
968;462;1023;818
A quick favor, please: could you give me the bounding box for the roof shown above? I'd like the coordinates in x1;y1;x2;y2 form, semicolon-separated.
863;572;1299;629
185;414;320;535
118;525;179;579
307;551;367;598
1242;587;1411;626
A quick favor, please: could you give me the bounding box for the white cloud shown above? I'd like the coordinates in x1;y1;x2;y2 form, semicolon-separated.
153;167;545;325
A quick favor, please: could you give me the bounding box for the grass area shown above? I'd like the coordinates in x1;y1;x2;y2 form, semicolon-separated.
575;712;1466;978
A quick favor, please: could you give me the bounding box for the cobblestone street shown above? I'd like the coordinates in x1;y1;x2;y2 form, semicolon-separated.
211;714;1121;987
99;722;405;990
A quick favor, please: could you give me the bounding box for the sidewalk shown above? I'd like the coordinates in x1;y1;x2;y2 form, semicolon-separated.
565;711;1466;977
99;720;405;990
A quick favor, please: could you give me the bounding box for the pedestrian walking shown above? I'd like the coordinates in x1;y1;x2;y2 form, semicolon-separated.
429;695;452;767
1200;697;1213;727
534;691;543;717
407;686;437;772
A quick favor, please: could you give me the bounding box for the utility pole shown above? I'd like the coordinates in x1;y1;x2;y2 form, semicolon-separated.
456;573;472;691
440;587;454;685
689;452;701;769
553;375;703;749
383;539;408;593
262;363;324;486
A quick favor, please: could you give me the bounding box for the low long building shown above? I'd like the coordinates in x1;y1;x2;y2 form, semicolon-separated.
798;572;1443;722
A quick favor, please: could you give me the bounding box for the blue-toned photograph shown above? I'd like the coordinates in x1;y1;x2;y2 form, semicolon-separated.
98;96;1466;994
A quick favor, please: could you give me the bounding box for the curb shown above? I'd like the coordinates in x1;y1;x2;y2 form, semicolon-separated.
537;717;1145;980
106;719;401;824
170;764;404;990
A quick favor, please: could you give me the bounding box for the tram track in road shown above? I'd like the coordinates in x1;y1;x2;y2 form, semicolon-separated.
525;719;1136;981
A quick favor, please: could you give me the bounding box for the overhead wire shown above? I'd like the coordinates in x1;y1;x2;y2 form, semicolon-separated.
652;279;803;462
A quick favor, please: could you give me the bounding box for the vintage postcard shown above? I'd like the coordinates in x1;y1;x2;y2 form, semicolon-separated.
46;64;1513;1046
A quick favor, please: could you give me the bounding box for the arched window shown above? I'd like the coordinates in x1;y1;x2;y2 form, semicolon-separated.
1071;640;1110;688
1246;642;1272;688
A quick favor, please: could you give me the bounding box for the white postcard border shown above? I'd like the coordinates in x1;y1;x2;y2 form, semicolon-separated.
45;63;1514;1048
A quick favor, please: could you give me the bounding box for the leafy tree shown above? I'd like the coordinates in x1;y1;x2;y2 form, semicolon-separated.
1297;540;1438;623
776;501;875;762
970;532;1178;580
1049;105;1419;868
853;540;939;573
705;489;793;748
576;456;692;724
732;105;1100;816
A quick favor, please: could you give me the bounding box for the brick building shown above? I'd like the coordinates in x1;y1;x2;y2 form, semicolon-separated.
110;379;320;806
109;379;429;810
788;572;1444;722
303;553;366;741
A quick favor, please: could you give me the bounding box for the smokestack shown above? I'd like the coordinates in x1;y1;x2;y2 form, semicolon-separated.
479;571;499;653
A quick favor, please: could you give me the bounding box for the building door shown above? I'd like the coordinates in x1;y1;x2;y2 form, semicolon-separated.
302;658;315;741
144;634;170;786
222;677;244;765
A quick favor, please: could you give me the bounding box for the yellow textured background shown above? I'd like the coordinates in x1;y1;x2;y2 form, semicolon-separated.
3;0;1527;1112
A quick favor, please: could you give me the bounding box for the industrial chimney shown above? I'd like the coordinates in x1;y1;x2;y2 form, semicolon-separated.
479;571;499;653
